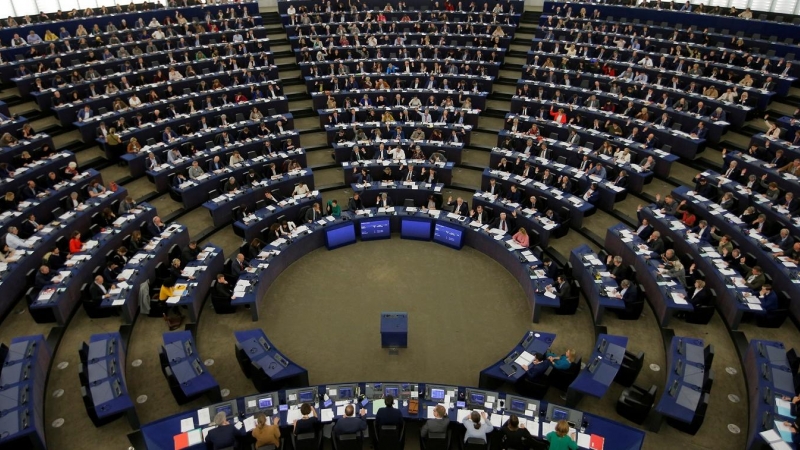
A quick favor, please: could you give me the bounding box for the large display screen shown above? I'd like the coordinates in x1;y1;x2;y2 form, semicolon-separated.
400;219;432;241
433;223;464;249
325;223;357;250
360;218;391;241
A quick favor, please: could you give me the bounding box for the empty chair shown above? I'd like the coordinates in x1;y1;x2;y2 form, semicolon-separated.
516;366;552;399
615;351;645;387
616;384;657;425
666;393;709;434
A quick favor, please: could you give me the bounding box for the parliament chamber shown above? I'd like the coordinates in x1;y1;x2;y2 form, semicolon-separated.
1;0;800;449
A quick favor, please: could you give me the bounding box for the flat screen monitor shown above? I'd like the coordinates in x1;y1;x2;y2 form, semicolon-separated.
298;390;315;403
469;392;485;404
401;219;432;241
510;399;526;412
384;387;399;398
433;223;464;249
360;218;391;241
325;223;357;250
430;388;445;401
339;387;354;398
215;403;234;418
552;407;569;421
258;397;273;409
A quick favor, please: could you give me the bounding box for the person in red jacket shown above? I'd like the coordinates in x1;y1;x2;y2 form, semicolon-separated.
69;230;84;253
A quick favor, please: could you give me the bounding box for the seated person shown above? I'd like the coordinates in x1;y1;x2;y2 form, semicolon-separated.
520;352;551;381
293;403;319;435
333;405;367;438
252;413;281;449
461;411;493;444
499;415;536;450
205;412;245;450
420;405;450;439
546;349;577;370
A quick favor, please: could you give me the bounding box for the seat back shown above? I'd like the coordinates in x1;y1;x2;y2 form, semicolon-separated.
464;437;488;450
425;431;449;450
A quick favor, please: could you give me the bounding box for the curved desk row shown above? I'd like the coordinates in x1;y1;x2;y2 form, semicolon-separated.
724;150;799;200
483;168;595;229
307;71;496;96
0;134;55;165
566;333;628;408
282;10;522;28
29;202;157;325
489;140;653;194
509;94;707;160
745;340;797;450
471;194;559;248
99;225;191;323
569;244;626;324
313;89;487;112
81;332;138;429
88;91;289;146
149;140;304;194
0;185;124;321
319;104;480;129
636;206;762;330
170;244;225;324
498;114;677;180
342;160;454;186
120;113;296;178
276;0;525;14
0;162;96;241
479;330;556;390
300;58;502;78
332;139;464;165
233;209;556;322
161;331;221;405
139;381;643;450
0;150;75;202
234;329;309;393
201;169;315;228
233;195;320;242
669;186;797;324
0;2;259;61
488;150;628;212
0;334;50;450
652;336;708;431
605;224;693;327
542;1;800;54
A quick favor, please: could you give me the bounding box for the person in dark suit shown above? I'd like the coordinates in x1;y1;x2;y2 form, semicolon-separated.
520;353;551;381
375;395;404;441
581;183;600;204
765;228;794;252
549;275;571;299
739;262;766;290
89;275;112;305
148;216;167;236
491;212;515;233
646;231;665;254
615;279;637;304
634;220;652;241
684;279;712;308
205;411;245;449
759;284;779;317
399;164;417;182
469;205;489;225
376;193;394;208
693;176;716;198
485;178;504;197
691;220;712;242
182;241;200;264
333;405;368;438
606;255;628;283
541;257;558;280
231;253;248;279
213;273;233;299
34;265;54;291
504;185;523;203
446;196;469;216
420;404;450;439
348;193;364;211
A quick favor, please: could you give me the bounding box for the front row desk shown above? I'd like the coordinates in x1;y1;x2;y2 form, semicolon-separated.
233;208;560;323
745;340;799;450
161;331;221;406
0;335;51;450
140;382;645;450
80;333;138;430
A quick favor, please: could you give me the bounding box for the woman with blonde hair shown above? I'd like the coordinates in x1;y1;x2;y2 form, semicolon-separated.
547;349;577;370
127;137;141;153
252;412;281;448
546;420;578;449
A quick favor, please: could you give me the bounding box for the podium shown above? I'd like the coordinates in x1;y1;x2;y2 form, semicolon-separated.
380;312;408;348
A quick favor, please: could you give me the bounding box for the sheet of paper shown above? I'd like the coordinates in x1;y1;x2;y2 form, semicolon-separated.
197;408;211;426
187;429;202;446
490;413;503;428
372;402;383;414
180;417;195;432
577;432;591;449
112;299;125;306
320;408;335;422
243;416;256;432
336;406;347;416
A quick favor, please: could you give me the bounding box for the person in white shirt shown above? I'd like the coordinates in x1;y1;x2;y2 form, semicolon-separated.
614;147;631;164
129;94;142;107
232;32;243;43
638;56;654;68
292;182;310;196
148;18;161;27
5;227;29;250
388;146;406;160
152;28;165;40
287;5;296;25
168;68;183;81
